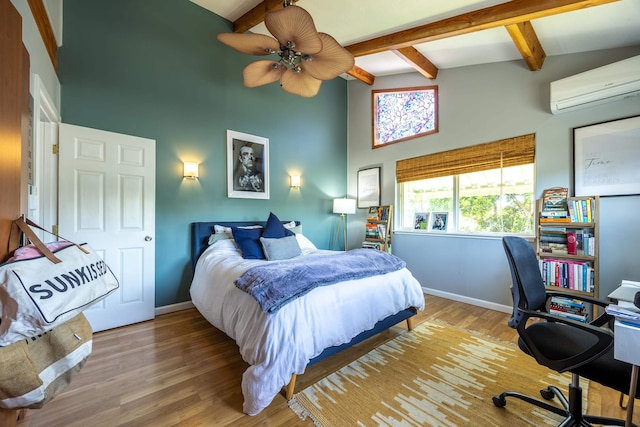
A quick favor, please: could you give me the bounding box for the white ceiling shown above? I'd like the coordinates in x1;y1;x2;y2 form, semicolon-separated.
190;0;640;79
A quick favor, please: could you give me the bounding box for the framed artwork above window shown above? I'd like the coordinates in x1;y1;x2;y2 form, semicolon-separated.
372;86;438;149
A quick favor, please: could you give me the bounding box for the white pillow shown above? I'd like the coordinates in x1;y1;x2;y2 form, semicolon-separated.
208;233;232;246
295;234;317;252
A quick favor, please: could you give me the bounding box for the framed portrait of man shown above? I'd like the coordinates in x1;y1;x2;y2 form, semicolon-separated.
227;130;270;199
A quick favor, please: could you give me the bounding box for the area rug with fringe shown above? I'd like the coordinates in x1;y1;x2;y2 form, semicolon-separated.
288;320;588;427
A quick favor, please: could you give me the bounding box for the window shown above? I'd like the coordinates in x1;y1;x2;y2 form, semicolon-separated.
372;86;438;149
397;134;535;235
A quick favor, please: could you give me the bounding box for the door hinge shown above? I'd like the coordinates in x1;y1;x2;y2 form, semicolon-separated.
52;225;59;236
52;144;59;154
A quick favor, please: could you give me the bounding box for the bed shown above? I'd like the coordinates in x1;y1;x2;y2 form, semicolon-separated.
189;220;425;415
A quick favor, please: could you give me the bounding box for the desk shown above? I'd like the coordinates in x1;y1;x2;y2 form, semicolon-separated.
614;320;640;427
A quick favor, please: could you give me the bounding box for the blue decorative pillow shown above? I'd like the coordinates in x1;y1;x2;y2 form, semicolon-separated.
260;235;302;261
231;227;265;259
262;212;294;239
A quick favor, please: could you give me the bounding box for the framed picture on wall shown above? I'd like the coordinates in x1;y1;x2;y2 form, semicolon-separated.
357;167;381;208
227;130;270;199
573;115;640;197
372;86;439;149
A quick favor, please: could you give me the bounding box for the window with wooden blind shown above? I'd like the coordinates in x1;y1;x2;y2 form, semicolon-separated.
397;134;535;234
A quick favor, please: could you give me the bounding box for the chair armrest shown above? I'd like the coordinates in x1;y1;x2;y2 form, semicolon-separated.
516;307;613;373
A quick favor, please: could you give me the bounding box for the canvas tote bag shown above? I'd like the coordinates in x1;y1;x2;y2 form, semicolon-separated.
0;218;119;346
0;312;92;409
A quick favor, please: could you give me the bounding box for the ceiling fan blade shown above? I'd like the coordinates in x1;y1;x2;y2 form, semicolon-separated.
243;60;286;88
280;68;322;98
265;5;322;55
303;33;355;81
217;33;280;56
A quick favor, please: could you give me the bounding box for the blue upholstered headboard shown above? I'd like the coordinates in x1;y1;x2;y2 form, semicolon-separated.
191;220;300;272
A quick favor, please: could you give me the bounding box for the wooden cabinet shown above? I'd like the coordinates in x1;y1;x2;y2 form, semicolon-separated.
536;196;599;299
362;205;392;252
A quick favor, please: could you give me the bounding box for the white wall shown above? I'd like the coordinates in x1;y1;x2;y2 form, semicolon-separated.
347;47;640;308
11;0;61;112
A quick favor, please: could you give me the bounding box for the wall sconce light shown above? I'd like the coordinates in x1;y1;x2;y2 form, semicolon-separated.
290;175;301;189
183;162;199;179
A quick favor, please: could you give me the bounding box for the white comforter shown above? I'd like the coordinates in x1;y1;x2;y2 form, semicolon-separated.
189;235;425;415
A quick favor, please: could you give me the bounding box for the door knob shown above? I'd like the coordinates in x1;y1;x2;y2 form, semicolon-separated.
145;236;153;241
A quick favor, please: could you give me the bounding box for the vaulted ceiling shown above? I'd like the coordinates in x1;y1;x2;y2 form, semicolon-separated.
192;0;640;85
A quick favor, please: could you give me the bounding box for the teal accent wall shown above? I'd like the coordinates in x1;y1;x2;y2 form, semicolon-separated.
59;0;348;306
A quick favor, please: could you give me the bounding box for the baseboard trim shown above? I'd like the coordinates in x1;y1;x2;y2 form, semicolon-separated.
155;301;195;316
154;291;511;317
422;287;512;314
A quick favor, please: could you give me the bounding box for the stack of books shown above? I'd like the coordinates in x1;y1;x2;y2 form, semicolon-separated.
549;296;588;322
539;230;569;254
540;187;569;222
365;223;380;239
362;241;386;251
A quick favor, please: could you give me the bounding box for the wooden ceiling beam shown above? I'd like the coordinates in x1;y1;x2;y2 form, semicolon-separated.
392;47;439;79
345;0;618;57
233;0;299;33
505;21;546;71
27;0;57;71
347;65;375;85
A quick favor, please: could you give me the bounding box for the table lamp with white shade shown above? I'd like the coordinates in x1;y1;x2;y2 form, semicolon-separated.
333;198;356;250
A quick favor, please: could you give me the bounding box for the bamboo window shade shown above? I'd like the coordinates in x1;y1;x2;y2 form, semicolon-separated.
396;134;535;183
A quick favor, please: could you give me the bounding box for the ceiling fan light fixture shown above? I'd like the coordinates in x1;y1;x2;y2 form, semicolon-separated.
243;60;286;88
217;33;280;56
280;67;322;98
265;5;322;56
217;3;354;97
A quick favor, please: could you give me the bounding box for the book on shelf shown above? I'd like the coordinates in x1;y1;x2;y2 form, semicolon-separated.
377;224;386;240
541;210;569;218
540;233;568;243
542;187;568;211
539;217;571;223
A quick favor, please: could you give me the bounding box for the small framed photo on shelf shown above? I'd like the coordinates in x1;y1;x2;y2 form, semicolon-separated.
430;212;449;232
413;212;429;230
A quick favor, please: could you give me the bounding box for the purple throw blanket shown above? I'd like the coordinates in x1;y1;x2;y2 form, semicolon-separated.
234;248;406;313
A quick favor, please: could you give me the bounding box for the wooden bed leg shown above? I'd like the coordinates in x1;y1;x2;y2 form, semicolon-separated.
0;408;24;427
286;374;297;400
406;316;415;331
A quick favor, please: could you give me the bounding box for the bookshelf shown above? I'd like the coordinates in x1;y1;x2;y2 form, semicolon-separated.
536;195;600;300
362;205;392;252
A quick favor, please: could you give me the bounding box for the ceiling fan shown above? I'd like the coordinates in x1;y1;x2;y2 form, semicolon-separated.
217;1;355;98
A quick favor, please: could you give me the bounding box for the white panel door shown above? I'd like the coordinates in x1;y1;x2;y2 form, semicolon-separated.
58;123;156;332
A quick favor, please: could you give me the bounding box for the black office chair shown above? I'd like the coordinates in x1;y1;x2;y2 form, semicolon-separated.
493;236;639;426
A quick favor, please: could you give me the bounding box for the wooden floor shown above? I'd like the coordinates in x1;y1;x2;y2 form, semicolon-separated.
11;295;638;426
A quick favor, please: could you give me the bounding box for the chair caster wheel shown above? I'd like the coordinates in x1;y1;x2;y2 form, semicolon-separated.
492;395;506;408
540;388;555;400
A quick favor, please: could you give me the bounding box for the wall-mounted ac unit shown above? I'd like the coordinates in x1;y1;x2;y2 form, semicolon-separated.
550;55;640;114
